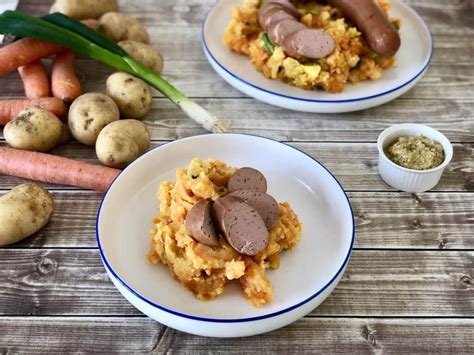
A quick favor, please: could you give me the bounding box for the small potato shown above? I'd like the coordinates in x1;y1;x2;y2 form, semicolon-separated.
4;107;63;152
118;40;164;74
106;72;152;119
68;93;120;146
49;0;118;20
0;184;54;246
96;119;150;168
99;12;150;43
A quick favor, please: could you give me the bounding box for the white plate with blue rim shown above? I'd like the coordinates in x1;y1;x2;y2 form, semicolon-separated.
96;134;354;337
202;0;433;113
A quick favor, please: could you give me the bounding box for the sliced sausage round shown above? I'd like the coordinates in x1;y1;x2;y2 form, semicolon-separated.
264;0;299;18
228;167;267;193
211;195;240;235
185;199;220;246
260;6;296;31
282;28;336;59
212;196;268;255
268;18;306;45
229;190;280;229
328;0;400;57
258;3;286;29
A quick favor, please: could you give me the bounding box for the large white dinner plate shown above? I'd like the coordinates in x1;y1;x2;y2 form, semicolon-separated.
202;0;433;113
97;134;354;337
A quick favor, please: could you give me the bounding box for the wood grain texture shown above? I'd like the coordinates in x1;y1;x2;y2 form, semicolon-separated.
0;96;473;142
0;142;471;191
0;317;472;353
0;249;472;317
2;191;472;249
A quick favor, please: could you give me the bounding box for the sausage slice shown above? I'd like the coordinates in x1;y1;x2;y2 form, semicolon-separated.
212;196;269;255
328;0;400;57
185;199;220;246
228;167;267;193
229;190;280;229
282;29;336;59
211;195;240;235
263;0;299;18
259;6;296;31
268;18;306;45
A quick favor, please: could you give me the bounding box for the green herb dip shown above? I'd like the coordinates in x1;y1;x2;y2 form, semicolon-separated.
384;135;444;170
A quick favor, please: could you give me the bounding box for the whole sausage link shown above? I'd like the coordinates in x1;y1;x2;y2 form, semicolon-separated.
328;0;400;57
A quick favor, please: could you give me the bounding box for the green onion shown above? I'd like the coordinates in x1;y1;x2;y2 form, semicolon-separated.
261;32;274;53
0;10;228;133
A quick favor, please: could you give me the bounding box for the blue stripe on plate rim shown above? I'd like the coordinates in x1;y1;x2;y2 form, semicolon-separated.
201;0;434;104
96;133;355;323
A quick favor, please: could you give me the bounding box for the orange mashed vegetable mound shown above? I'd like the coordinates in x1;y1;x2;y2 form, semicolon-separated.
223;0;400;93
147;158;303;307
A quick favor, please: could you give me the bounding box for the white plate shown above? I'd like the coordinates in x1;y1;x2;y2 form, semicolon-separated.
96;134;354;337
202;0;433;113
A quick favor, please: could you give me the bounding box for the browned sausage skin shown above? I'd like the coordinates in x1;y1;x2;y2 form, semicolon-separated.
328;0;400;57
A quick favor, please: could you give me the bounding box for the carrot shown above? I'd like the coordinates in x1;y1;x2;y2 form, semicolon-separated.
0;20;98;76
0;147;120;191
51;50;82;103
0;98;66;125
0;38;63;76
17;61;51;99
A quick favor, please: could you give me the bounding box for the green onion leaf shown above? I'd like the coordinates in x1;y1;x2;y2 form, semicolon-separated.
42;12;128;57
261;32;274;53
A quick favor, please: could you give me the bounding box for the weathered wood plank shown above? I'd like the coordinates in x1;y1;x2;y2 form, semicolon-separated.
0;97;472;142
0;142;471;191
0;317;473;353
0;249;471;316
3;191;473;250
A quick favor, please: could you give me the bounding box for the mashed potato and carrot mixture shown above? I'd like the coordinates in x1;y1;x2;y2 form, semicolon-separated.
147;158;302;306
223;0;400;93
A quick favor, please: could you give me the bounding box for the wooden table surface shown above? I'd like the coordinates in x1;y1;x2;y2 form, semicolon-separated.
1;0;473;353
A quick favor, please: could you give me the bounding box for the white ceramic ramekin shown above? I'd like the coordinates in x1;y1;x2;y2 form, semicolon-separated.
377;124;453;192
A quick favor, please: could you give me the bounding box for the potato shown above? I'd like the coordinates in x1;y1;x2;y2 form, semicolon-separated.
99;12;150;43
68;93;120;146
49;0;118;20
118;40;164;74
4;107;63;152
0;184;54;246
106;72;152;119
96;119;150;168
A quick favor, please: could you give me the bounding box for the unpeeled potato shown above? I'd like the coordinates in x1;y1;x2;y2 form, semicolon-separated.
98;12;150;43
95;119;150;168
49;0;118;20
4;107;63;152
0;184;54;246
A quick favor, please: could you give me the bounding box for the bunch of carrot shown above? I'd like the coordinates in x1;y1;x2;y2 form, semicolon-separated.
0;19;98;125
